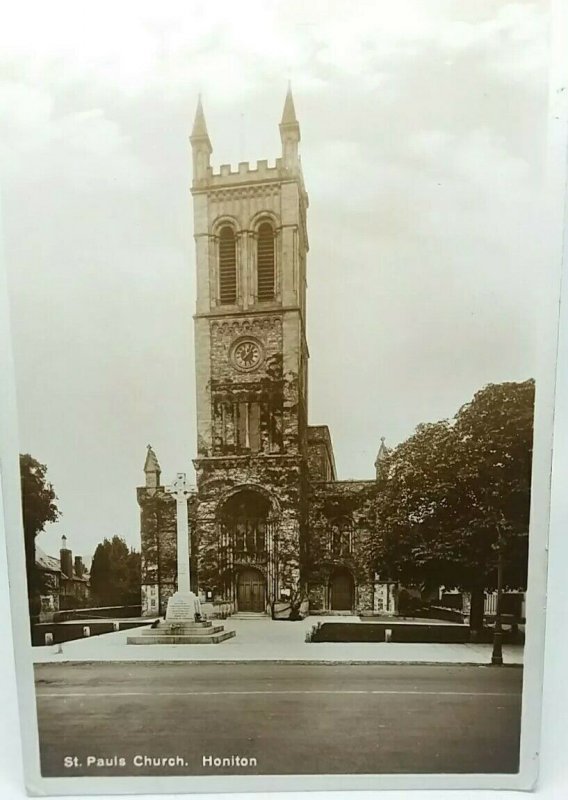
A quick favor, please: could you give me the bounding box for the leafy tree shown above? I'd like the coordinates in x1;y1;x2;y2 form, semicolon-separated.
20;454;61;624
372;380;534;632
90;536;141;607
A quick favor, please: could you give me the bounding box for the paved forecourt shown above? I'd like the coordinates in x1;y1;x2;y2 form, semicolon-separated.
35;662;522;777
32;615;524;665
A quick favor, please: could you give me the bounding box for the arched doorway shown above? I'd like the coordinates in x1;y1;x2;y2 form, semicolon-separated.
329;568;354;611
237;568;266;612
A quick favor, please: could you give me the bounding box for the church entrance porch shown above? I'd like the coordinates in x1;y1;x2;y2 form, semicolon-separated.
329;568;355;612
211;486;281;614
237;568;267;613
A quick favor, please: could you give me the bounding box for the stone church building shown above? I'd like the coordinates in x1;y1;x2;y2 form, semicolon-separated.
138;90;395;618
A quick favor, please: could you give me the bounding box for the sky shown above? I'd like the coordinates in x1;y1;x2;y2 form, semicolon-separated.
0;0;552;563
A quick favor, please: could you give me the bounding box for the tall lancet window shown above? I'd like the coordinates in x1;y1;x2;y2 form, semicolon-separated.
219;226;237;304
257;222;275;301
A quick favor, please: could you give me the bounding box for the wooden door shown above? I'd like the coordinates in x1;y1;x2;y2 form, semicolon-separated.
237;569;266;612
330;570;354;611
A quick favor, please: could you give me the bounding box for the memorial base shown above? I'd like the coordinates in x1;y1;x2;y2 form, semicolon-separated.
165;590;201;622
126;619;236;645
127;591;236;644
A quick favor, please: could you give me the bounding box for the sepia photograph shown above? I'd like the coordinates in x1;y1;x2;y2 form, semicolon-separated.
0;0;565;795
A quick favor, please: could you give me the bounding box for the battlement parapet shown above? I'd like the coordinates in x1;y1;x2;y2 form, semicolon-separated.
194;157;306;189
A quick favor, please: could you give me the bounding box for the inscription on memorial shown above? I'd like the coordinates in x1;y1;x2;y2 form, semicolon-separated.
166;598;198;621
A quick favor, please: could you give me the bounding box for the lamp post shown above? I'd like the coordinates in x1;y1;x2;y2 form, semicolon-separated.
491;527;504;666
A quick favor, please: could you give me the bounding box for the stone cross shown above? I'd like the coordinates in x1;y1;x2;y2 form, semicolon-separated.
165;472;192;595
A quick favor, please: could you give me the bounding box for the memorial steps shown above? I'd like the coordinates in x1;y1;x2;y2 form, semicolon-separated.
126;620;236;645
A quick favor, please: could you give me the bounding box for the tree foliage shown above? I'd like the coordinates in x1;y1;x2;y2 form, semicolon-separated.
372;380;534;627
20;454;61;604
90;536;141;607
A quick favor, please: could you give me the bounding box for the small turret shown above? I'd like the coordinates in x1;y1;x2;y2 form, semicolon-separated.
279;84;300;171
375;437;389;480
144;444;161;489
190;95;212;183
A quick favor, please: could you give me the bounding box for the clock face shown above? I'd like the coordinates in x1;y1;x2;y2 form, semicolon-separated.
232;338;263;371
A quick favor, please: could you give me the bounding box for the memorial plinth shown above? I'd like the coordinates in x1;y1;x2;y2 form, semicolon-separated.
165;590;201;622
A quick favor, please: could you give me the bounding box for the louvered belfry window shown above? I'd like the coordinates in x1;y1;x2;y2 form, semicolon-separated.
257;222;275;301
219;226;237;304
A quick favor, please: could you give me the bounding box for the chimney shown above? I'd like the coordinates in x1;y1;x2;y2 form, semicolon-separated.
74;555;84;578
60;535;73;579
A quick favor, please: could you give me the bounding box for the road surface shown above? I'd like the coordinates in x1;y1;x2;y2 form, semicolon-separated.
34;662;522;776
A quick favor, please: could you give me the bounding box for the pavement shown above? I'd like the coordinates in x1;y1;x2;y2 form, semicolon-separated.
34;661;522;776
32;615;524;665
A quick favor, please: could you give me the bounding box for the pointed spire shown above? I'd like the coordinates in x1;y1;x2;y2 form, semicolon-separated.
190;95;212;183
280;84;300;169
191;94;210;141
281;83;298;126
375;437;389;478
144;444;161;489
375;437;388;464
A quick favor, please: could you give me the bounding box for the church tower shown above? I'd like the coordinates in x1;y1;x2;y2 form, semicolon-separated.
138;90;386;619
191;89;310;613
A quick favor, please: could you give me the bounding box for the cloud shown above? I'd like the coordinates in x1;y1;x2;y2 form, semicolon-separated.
0;0;552;558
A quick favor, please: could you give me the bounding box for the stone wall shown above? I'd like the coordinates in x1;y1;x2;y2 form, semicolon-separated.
307;426;337;481
39;571;60;622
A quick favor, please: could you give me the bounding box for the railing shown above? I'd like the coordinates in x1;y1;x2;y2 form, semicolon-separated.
53;605;142;622
484;592;523;618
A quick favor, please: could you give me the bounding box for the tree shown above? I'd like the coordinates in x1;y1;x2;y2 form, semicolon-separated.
20;454;61;625
90;536;141;607
372;380;534;632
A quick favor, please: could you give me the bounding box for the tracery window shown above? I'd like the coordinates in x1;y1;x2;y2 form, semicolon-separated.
330;520;352;557
221;490;270;557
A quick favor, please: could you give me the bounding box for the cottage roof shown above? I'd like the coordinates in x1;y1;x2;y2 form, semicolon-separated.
35;546;61;574
35;545;89;582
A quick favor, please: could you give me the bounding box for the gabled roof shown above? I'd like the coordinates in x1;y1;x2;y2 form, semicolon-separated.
35;545;61;573
35;545;90;582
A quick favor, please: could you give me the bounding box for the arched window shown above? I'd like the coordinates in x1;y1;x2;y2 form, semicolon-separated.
257;222;275;301
219;226;237;304
330;519;352;557
221;490;270;557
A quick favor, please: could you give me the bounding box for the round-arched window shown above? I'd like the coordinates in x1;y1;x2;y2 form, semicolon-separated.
219;225;237;304
257;222;275;301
